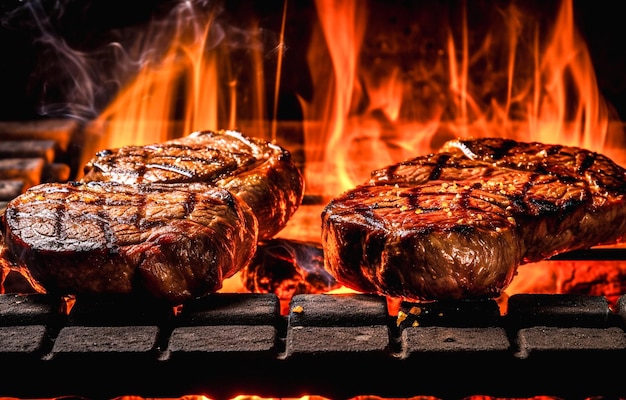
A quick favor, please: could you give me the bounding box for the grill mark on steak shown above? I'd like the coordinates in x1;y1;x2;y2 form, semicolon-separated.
89;143;247;184
578;151;596;174
2;181;258;304
448;138;626;193
2;131;303;303
322;138;626;301
428;153;450;180
81;129;304;240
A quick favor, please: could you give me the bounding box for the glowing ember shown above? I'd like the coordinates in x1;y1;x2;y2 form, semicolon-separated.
0;241;47;295
500;249;626;313
240;238;341;315
60;294;76;315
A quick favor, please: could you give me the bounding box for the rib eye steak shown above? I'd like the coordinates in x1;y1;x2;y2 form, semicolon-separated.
81;129;305;240
1;181;258;304
321;138;626;301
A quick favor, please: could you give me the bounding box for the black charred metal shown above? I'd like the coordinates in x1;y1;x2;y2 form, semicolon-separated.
2;291;626;399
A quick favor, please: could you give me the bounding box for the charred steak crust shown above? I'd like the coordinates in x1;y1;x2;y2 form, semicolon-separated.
322;138;626;301
322;183;522;300
1;181;258;304
81;129;305;240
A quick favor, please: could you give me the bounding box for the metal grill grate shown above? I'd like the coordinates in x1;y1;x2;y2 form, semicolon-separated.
1;291;626;399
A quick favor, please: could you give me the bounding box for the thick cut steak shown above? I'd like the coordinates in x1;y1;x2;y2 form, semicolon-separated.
81;129;305;240
1;181;258;304
321;138;626;301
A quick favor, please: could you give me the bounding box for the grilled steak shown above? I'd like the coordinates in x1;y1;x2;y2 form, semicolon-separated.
322;138;626;301
81;129;305;240
1;181;258;304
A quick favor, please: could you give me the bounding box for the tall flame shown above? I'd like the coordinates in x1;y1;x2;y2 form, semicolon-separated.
3;0;622;195
79;1;276;173
3;0;625;303
299;0;624;196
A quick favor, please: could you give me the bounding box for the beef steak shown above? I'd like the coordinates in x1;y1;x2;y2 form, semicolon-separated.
1;181;258;304
321;138;626;301
81;129;305;240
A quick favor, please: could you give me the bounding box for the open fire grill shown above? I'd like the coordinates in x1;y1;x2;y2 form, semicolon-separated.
3;122;626;399
3;0;626;399
2;291;626;399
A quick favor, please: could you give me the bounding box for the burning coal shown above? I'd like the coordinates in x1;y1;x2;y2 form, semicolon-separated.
241;238;342;314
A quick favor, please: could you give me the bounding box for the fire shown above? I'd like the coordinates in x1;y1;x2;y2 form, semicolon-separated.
0;243;47;295
93;2;233;145
77;1;280;176
75;0;625;194
301;0;624;196
109;395;569;400
500;247;626;313
65;0;625;199
1;0;625;309
239;238;342;315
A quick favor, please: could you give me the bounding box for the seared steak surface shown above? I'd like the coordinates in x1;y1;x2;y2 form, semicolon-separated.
1;181;258;304
81;129;305;240
322;138;626;301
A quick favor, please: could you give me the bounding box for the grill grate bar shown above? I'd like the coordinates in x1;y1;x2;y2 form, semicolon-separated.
1;292;626;398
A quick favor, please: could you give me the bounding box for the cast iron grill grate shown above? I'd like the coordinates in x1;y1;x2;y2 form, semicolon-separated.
2;290;626;399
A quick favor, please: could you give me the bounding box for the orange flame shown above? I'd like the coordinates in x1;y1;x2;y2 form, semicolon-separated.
299;0;625;196
79;2;278;176
3;0;623;305
75;0;625;196
0;244;47;295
